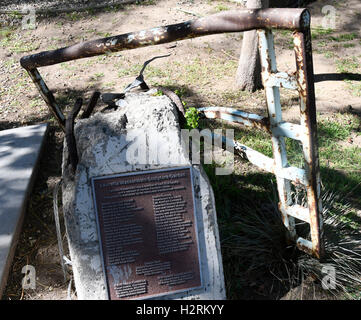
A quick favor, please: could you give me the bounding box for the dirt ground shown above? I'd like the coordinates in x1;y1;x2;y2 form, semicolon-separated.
1;0;360;300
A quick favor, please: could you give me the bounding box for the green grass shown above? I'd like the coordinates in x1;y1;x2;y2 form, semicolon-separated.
202;111;361;206
95;31;112;38
30;97;44;108
214;4;229;12
343;43;356;48
6;11;23;20
311;26;334;40
333;56;361;97
65;12;82;21
329;32;358;42
311;28;359;43
235;128;273;158
310;28;359;61
324;51;335;59
318;115;358;142
334;56;361;96
336;57;359;73
60;62;77;71
138;0;156;5
116;56;237;92
0;33;40;53
91;72;105;80
181;57;237;85
102;81;116;89
198;109;361;299
344;80;361;97
2;58;16;69
0;28;13;39
274;29;295;50
117;63;143;77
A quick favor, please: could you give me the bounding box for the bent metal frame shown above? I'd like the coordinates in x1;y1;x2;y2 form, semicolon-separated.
20;8;324;259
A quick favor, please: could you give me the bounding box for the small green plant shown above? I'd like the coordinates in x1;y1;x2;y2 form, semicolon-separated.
324;51;335;59
185;106;199;129
138;0;156;5
87;8;97;15
66;12;82;21
344;80;361;97
174;88;187;98
336;57;359;73
215;4;229;12
343;43;356;48
329;32;358;42
318;118;353;142
0;28;13;39
153;89;164;96
93;72;105;79
3;58;15;69
311;26;333;39
96;31;112;37
30;98;43;108
104;4;123;12
318;40;328;47
117;63;143;77
0;31;40;53
102;81;116;89
279;29;293;37
7;11;22;20
60;62;77;71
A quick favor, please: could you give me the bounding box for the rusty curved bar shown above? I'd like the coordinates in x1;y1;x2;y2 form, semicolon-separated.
21;8;309;70
20;8;311;131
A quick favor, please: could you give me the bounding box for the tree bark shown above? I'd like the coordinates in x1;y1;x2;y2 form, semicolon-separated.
236;0;269;92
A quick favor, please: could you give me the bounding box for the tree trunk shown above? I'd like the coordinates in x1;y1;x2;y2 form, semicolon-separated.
236;0;269;92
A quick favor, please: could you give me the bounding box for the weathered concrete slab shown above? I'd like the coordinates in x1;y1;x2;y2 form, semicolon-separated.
0;124;48;297
62;90;226;300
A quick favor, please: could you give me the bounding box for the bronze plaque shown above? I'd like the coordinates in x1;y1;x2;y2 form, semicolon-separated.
91;167;202;300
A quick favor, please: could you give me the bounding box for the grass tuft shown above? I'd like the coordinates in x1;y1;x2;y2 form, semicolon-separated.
295;191;361;299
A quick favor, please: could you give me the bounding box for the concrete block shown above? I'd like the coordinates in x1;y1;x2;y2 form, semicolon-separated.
0;124;48;297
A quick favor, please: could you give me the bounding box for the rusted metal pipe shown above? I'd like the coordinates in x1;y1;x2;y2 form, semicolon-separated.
293;28;324;259
66;98;83;174
198;106;270;132
157;86;185;115
26;68;66;130
81;91;101;119
20;8;311;132
20;9;310;70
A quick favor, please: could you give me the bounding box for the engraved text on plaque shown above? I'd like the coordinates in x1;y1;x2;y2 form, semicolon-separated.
91;167;202;300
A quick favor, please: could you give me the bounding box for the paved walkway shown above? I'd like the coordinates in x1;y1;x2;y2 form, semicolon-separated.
0;124;48;297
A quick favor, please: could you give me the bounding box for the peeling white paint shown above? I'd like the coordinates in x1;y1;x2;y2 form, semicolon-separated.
127;34;135;43
62;92;225;300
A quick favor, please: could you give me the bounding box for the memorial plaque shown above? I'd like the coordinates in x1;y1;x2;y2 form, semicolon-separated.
91;167;203;300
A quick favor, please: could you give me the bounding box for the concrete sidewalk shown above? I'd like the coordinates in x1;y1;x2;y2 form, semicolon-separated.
0;124;48;298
